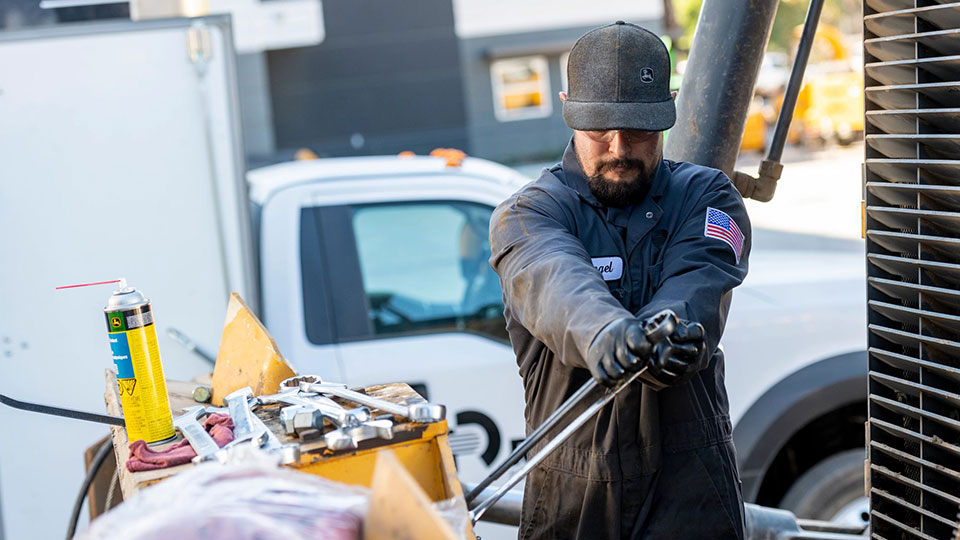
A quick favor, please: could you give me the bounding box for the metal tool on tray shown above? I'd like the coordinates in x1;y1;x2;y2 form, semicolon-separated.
322;416;394;450
259;385;372;428
267;380;394;450
172;406;222;463
465;309;679;525
224;387;300;464
291;375;446;423
191;399;281;460
218;426;269;453
278;404;322;435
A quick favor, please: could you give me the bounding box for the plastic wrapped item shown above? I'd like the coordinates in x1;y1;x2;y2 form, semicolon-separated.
432;497;470;540
77;462;368;540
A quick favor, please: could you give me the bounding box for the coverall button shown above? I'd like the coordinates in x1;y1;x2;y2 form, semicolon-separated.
646;211;654;218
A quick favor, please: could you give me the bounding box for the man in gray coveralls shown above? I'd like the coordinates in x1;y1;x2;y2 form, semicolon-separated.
489;22;752;539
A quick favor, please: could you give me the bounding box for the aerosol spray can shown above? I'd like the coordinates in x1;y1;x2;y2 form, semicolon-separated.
105;284;175;444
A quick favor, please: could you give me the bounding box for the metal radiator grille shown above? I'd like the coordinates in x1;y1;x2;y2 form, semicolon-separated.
864;1;960;539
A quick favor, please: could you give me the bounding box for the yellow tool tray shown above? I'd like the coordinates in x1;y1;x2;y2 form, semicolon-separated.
102;372;475;539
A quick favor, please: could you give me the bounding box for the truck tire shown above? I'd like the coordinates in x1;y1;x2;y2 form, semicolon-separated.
779;449;868;527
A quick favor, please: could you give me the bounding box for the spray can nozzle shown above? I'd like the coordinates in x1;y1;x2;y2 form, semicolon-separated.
56;277;127;292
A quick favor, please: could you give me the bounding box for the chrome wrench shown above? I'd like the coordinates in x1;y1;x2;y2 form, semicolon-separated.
259;386;371;428
266;384;393;450
322;417;394;451
278;403;393;449
223;387;300;465
172;406;221;464
292;376;446;423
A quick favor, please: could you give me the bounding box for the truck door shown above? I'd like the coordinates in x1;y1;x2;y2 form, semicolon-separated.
310;200;526;483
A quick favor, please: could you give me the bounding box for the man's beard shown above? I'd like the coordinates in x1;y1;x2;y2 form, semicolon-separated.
583;157;655;208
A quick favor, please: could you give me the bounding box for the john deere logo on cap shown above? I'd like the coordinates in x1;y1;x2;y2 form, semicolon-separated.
640;67;654;83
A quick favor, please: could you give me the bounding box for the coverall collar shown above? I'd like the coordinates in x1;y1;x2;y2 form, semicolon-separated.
560;138;670;210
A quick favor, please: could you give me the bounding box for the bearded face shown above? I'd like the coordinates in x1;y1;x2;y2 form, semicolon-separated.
572;129;663;208
583;155;656;208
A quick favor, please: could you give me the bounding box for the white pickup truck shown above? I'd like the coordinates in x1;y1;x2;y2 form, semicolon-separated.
247;153;869;532
0;15;867;540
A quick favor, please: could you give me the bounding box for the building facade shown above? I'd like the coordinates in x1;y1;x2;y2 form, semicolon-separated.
0;0;665;163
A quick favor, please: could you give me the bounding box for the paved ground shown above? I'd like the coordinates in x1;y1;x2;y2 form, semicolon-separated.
737;142;864;241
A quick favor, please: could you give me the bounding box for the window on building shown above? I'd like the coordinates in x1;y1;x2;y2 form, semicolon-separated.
490;55;552;122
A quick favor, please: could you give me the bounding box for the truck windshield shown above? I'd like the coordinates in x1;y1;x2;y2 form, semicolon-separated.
351;201;507;341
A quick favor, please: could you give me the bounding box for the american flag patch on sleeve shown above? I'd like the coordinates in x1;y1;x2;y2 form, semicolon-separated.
704;207;744;263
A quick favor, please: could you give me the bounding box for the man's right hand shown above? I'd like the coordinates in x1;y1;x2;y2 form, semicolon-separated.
586;317;652;387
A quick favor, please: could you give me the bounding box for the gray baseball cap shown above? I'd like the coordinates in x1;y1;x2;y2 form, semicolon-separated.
563;21;675;132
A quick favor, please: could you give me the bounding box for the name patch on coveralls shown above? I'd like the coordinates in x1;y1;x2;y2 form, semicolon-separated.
591;256;623;281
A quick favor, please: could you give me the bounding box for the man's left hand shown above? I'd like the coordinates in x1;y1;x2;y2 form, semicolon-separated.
669;319;709;382
644;319;709;387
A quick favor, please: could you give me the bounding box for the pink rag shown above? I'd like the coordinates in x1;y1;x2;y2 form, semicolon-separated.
126;413;235;472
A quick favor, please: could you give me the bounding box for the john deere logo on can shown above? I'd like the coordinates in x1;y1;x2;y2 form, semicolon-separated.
640;67;654;83
111;316;122;329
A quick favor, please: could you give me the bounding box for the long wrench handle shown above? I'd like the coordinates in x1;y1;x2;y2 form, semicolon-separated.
465;377;599;503
230;390;285;450
467;310;677;519
225;389;256;438
282;395;357;427
310;399;370;427
469;366;648;524
309;385;408;418
179;421;220;458
466;310;678;504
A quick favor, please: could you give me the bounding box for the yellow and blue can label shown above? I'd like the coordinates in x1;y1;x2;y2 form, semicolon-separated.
106;303;175;444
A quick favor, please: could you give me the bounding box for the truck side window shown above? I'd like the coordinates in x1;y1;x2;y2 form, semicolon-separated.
350;201;507;341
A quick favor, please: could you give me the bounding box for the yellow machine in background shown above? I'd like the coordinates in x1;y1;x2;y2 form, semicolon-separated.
791;25;863;145
740;96;770;152
741;24;864;152
788;24;864;146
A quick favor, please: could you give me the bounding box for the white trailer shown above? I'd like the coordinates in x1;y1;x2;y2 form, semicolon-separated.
0;16;254;539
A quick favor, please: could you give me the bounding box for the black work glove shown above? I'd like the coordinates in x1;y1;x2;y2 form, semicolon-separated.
643;319;709;390
585;318;652;387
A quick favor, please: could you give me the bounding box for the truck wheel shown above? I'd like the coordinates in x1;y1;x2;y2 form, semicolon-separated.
779;449;868;528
